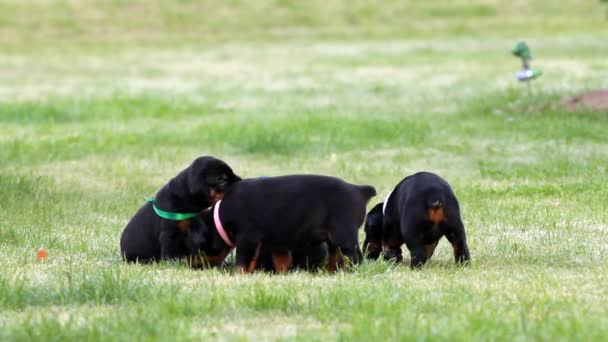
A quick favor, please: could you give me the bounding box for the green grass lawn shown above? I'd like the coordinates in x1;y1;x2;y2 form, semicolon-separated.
1;0;608;340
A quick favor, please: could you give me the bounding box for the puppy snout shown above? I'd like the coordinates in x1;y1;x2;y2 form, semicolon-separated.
383;249;400;261
188;233;206;251
208;188;225;203
365;242;382;259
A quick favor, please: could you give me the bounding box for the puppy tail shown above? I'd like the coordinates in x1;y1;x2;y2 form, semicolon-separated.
427;198;444;209
358;185;377;202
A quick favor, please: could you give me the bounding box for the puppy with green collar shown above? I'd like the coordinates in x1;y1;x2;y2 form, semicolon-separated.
120;156;240;264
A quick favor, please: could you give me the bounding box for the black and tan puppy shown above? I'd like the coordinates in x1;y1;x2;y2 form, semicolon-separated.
187;175;376;273
363;172;470;268
120;156;241;263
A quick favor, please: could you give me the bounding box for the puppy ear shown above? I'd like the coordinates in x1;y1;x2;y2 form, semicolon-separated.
229;172;242;183
213;170;242;193
187;156;233;198
188;157;240;197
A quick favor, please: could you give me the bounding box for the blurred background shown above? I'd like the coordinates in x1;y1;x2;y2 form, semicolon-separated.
1;2;608;340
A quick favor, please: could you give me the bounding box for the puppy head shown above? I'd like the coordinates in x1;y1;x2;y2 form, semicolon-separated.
383;247;403;263
187;156;241;205
363;203;384;259
186;216;209;254
187;208;232;267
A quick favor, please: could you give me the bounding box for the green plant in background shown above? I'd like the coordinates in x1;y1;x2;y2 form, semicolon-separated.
512;41;542;82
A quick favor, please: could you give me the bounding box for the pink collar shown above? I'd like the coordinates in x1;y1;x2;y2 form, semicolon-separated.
213;200;234;247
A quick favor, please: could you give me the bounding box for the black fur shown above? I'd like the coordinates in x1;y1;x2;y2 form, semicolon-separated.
363;172;470;268
362;203;384;260
188;175;376;273
120;156;240;263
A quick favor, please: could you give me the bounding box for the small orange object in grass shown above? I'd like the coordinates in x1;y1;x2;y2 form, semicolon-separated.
37;248;48;262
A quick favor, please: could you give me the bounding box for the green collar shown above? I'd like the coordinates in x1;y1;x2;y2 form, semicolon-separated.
146;196;199;220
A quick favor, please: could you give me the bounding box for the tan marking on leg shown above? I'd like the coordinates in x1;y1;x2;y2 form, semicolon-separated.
247;242;262;273
177;220;190;233
424;242;438;257
326;249;340;272
272;251;293;273
205;254;226;267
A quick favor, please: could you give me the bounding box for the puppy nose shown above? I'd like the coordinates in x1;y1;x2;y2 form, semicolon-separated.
383;250;398;260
